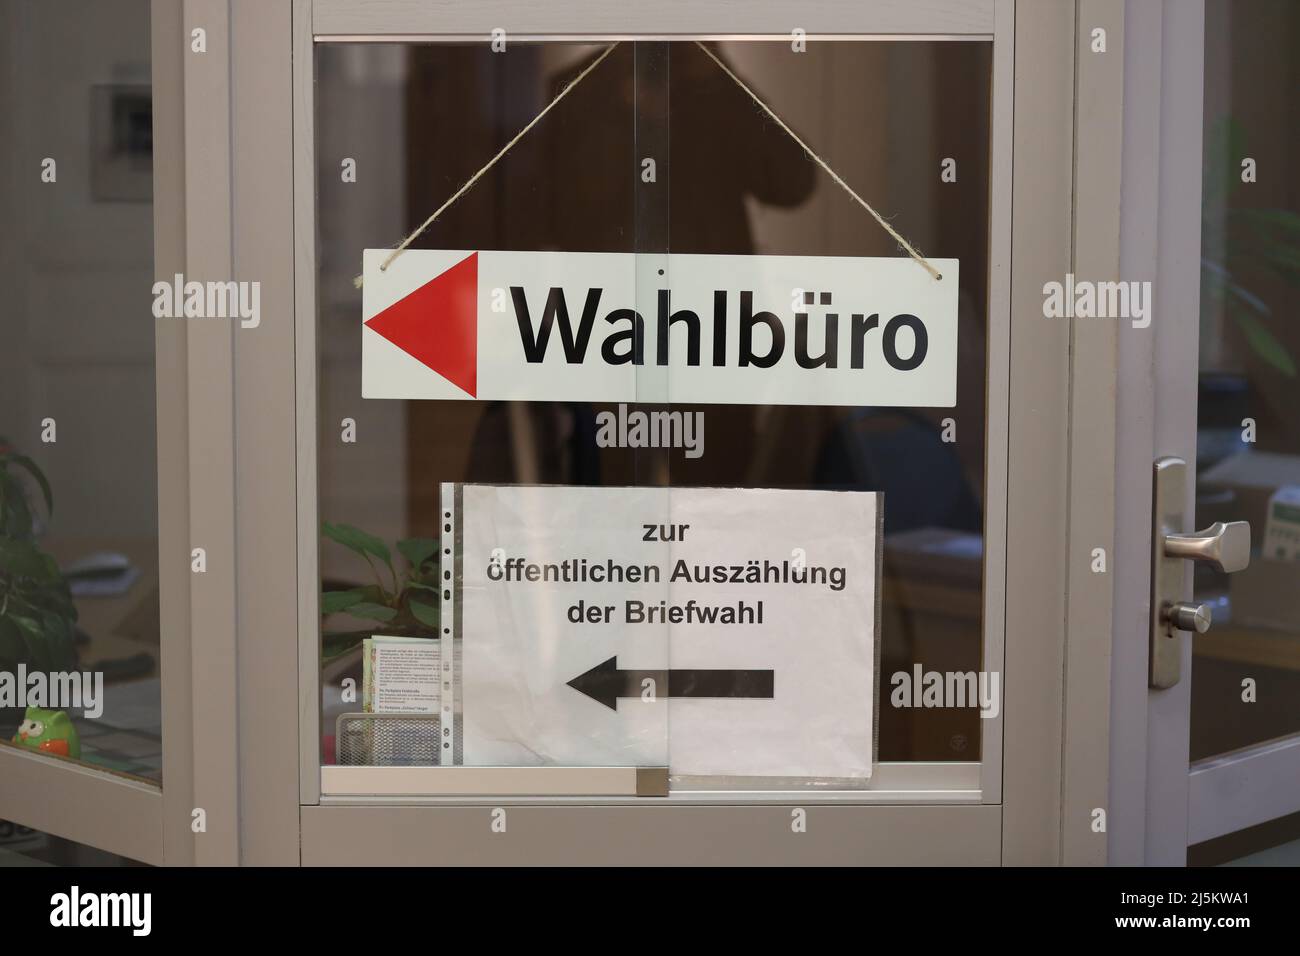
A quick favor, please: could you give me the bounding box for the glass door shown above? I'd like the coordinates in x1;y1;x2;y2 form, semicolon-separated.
311;34;994;798
1185;0;1300;865
286;0;1098;866
0;0;166;865
1122;0;1300;868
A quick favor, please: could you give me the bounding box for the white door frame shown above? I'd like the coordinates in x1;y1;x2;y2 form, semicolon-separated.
284;0;1114;866
1110;0;1300;865
1109;0;1203;868
296;11;1014;811
0;0;1138;865
1;0;1149;869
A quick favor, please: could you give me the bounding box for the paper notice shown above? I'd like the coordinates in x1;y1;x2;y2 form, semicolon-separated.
364;636;441;714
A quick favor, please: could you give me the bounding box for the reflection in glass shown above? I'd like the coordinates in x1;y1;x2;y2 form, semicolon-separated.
1192;0;1300;762
316;39;993;775
0;0;161;784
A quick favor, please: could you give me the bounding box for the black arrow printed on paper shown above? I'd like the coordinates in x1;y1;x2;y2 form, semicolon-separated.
566;656;775;711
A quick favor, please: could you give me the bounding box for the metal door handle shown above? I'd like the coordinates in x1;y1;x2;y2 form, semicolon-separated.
1164;601;1212;634
1150;458;1252;689
1164;520;1251;573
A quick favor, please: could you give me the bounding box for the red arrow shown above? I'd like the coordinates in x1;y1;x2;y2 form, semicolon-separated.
364;252;478;396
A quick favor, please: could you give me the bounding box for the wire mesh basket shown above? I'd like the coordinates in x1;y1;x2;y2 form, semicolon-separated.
336;712;452;767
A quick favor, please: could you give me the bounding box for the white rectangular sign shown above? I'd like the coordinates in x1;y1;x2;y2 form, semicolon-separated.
456;484;880;779
363;249;957;407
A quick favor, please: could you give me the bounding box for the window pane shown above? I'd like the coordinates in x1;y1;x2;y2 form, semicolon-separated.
316;37;992;790
1193;0;1300;761
0;0;161;784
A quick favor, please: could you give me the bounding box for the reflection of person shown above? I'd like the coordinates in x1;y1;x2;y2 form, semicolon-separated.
814;409;981;535
465;43;818;486
526;42;816;254
465;401;601;485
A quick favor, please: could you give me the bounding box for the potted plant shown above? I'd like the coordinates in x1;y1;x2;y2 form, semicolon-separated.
0;440;78;736
319;521;441;678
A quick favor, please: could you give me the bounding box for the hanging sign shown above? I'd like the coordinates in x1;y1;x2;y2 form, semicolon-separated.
453;483;881;779
362;249;958;407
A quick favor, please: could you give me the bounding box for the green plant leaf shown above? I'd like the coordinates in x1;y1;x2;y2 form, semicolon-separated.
0;470;33;538
9;615;52;672
2;601;35;625
1224;276;1270;317
39;611;77;671
322;630;370;661
7;586;73;624
320;588;369;615
1233;311;1297;377
0;617;26;670
321;521;393;568
2;454;53;517
1231;207;1300;238
408;599;439;629
1252;244;1300;281
40;552;61;581
0;538;60;582
345;602;398;623
1202;116;1245;209
14;578;77;624
396;537;440;571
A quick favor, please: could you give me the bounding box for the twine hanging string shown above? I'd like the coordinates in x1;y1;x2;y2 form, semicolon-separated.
358;39;940;287
355;41;622;288
691;42;940;280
